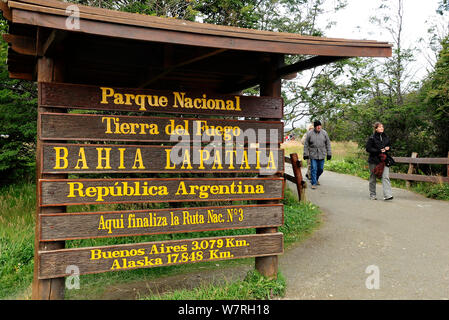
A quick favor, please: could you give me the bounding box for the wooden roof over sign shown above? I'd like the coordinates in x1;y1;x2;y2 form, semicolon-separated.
0;0;392;92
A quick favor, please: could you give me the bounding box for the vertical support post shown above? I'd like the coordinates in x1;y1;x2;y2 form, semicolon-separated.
290;153;305;202
406;152;418;189
32;57;66;300
255;54;283;279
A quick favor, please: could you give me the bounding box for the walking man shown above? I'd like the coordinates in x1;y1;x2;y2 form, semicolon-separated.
303;120;332;189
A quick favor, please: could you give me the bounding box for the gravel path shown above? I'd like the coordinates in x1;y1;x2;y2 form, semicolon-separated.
281;166;449;300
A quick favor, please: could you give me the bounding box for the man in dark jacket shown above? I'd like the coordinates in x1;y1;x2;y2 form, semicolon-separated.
365;122;393;200
303;120;332;189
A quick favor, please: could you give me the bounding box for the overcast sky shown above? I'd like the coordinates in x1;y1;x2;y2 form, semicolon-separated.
287;0;449;128
318;0;449;80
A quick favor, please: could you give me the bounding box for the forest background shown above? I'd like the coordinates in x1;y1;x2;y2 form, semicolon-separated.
1;0;448;183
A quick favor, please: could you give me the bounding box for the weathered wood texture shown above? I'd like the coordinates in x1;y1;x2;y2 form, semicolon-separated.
39;113;283;143
39;82;283;118
42;143;284;174
40;204;284;241
391;153;449;184
290;153;305;202
40;178;285;206
38;232;284;279
389;173;449;184
33;58;65;300
255;54;282;279
393;156;449;165
7;1;392;56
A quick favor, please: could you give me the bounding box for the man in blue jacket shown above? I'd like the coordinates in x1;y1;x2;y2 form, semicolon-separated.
303;120;332;189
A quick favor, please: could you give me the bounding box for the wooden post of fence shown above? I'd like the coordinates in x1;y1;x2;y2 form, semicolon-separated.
406;152;418;189
290;153;305;202
447;152;449;178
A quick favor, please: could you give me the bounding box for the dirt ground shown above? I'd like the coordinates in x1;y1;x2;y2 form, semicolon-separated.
98;264;252;300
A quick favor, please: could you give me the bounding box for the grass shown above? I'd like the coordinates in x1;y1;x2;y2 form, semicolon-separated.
0;181;321;300
0;183;36;299
141;270;286;300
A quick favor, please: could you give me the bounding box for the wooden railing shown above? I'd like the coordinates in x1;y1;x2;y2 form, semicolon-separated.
284;153;306;201
391;152;449;185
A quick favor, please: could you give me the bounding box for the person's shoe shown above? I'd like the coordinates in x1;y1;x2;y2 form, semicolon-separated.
311;185;317;189
370;195;377;200
316;181;320;185
384;196;394;201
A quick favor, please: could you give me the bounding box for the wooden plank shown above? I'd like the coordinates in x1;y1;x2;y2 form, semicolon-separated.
255;54;282;279
32;56;66;300
9;71;33;80
12;9;392;57
38;29;68;56
389;173;449;183
0;1;12;21
39;113;283;143
39;82;283;118
290;153;304;201
39;177;285;206
283;173;296;183
40;204;283;241
2;33;36;55
42;143;284;174
447;152;449;177
405;152;418;189
277;56;348;78
393;157;449;165
38;232;284;279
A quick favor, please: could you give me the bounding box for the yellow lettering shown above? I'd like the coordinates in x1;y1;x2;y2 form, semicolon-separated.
67;182;84;198
74;147;89;169
132;148;145;169
96;148;112;169
181;149;193;169
164;149;176;170
53;147;68;169
172;91;185;108
100;87;114;104
118;148;126;169
234;96;241;111
198;149;210;169
266;151;276;169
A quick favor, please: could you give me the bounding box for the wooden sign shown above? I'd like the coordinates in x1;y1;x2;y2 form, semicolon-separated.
39;113;283;143
39;178;285;206
38;233;284;279
42;143;284;174
40;204;284;241
39;82;284;119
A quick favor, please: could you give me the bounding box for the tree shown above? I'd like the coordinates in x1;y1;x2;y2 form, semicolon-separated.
195;0;262;28
69;0;200;20
437;0;449;15
421;36;449;156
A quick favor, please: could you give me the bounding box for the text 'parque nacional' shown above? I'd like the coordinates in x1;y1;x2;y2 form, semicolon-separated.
39;83;284;118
